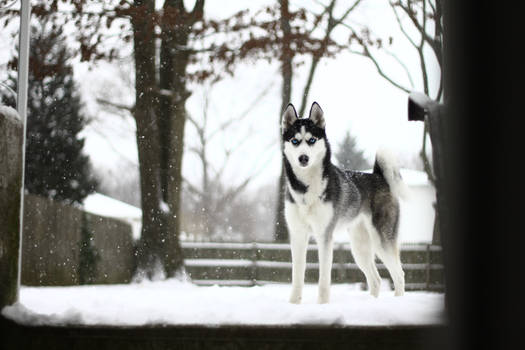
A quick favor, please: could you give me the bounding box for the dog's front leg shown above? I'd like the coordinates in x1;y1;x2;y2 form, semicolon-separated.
289;228;309;304
286;202;310;304
317;235;334;304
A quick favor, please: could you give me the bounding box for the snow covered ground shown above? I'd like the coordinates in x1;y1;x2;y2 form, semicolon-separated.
3;280;444;327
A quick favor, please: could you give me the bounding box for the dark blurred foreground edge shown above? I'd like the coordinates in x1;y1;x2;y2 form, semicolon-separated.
0;315;447;350
443;0;525;350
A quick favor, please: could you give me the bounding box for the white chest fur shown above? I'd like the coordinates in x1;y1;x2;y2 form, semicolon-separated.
286;164;334;234
288;164;326;207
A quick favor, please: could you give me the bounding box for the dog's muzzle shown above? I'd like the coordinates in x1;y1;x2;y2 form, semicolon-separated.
298;155;309;167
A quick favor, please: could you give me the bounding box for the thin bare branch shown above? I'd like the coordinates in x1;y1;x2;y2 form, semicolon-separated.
222;175;254;203
208;80;275;140
333;0;362;26
212;132;251;180
299;56;321;116
390;3;418;49
306;4;329;36
349;47;411;93
191;0;205;21
186;78;275;214
299;0;362;116
96;97;135;114
435;75;443;101
395;0;442;66
186;114;202;132
219;141;276;204
87;127;137;167
419;0;429;95
342;19;412;93
298;0;335;116
182;176;204;197
420;121;435;185
384;48;415;89
171;0;185;13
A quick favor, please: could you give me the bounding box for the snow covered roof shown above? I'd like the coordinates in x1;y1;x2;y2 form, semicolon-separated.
83;193;142;220
83;193;142;240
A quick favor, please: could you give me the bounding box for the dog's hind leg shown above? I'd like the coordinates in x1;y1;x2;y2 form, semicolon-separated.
377;242;405;296
349;219;382;297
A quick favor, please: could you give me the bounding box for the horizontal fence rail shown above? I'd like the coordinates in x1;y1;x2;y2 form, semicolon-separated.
182;242;444;292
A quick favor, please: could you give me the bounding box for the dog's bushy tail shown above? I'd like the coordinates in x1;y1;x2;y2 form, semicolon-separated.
373;148;409;200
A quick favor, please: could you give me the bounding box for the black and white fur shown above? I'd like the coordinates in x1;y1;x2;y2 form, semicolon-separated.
282;102;406;304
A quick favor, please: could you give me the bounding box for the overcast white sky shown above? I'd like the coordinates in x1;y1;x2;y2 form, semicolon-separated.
1;0;441;194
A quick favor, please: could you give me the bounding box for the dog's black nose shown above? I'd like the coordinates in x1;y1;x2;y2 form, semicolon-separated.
299;155;309;166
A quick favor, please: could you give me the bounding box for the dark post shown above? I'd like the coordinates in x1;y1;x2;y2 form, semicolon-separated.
408;93;446;246
0;106;23;308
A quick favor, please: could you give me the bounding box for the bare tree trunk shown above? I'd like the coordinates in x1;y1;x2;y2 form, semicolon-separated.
157;0;195;276
164;100;186;276
132;0;165;277
158;0;205;276
274;0;293;242
132;0;205;278
298;56;320;117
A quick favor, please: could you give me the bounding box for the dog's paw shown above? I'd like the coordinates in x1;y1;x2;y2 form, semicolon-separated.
369;278;381;298
289;294;302;304
317;295;330;304
317;288;330;304
289;288;303;304
394;289;405;297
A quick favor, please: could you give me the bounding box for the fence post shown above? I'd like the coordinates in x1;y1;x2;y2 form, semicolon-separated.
408;93;446;246
250;242;258;286
16;0;31;288
0;107;23;308
336;243;346;283
425;244;431;290
0;0;31;308
409;93;449;294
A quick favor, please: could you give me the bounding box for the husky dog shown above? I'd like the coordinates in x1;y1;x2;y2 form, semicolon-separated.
282;102;406;304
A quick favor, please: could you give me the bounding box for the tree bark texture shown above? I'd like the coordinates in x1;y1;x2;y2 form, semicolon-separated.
132;0;204;278
132;0;166;277
274;0;293;242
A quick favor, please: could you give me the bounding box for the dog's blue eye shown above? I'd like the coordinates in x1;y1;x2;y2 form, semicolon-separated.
308;137;316;144
291;139;299;145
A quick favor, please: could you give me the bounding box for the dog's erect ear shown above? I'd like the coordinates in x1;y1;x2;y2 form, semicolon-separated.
309;102;325;128
281;103;298;134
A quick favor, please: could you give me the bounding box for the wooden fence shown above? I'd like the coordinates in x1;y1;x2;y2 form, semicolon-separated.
182;242;444;291
16;194;444;291
21;194;135;286
18;194;443;291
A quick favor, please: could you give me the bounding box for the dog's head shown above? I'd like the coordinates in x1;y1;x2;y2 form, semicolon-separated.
281;102;327;170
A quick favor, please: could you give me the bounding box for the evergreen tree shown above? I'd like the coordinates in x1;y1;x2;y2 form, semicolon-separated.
335;131;370;171
4;25;97;205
